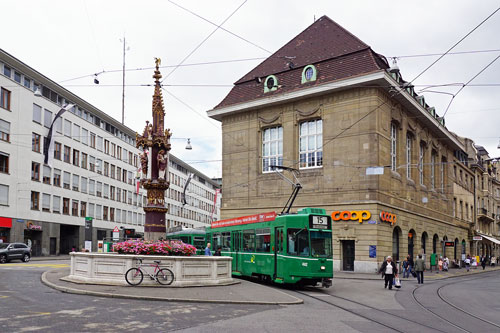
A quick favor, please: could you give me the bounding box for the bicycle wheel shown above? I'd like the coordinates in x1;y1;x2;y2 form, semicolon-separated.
125;268;144;286
156;268;174;285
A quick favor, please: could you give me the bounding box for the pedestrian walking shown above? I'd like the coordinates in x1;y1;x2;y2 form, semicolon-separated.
415;254;425;284
204;242;212;256
443;256;449;271
378;256;398;290
402;257;410;278
214;247;222;256
465;254;471;272
481;255;487;270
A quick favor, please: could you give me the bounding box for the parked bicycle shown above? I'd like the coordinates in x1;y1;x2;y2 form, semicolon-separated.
125;258;174;286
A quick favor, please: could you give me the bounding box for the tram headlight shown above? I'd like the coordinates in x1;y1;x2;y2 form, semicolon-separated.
321;266;326;270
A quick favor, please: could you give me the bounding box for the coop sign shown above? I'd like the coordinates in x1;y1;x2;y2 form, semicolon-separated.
380;211;397;225
26;221;42;230
331;210;371;223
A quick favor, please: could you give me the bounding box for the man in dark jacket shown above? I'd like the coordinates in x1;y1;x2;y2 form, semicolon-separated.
378;256;398;290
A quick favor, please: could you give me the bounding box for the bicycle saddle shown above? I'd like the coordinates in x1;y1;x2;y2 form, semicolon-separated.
154;260;161;264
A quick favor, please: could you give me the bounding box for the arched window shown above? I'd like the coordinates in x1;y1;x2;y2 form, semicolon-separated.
408;229;416;259
421;232;428;254
393;227;401;261
461;239;466;256
433;234;439;254
264;75;278;93
301;65;317;84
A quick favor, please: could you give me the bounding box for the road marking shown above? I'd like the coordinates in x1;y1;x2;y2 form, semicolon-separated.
303;293;331;297
0;296;9;299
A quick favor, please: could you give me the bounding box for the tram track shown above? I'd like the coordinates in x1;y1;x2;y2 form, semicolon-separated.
295;288;448;333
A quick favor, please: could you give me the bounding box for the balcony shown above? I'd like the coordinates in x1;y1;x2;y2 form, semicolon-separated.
477;208;494;222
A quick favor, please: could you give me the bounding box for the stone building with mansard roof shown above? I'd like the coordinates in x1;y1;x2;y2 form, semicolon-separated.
208;16;498;272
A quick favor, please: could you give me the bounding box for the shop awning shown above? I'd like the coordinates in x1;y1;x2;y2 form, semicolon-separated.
0;217;12;228
479;234;500;245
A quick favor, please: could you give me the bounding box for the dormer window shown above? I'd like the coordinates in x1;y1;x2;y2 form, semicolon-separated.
301;65;317;84
264;75;278;93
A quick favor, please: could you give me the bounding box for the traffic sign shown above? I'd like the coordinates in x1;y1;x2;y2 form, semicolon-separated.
113;226;119;232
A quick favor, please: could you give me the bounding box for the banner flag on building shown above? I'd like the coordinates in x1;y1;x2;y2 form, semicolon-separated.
43;104;74;166
211;188;221;221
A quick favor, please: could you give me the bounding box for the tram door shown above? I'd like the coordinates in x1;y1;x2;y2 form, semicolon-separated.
274;227;285;280
232;231;242;273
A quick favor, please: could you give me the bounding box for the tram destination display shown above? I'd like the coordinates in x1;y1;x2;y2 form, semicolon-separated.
309;215;331;229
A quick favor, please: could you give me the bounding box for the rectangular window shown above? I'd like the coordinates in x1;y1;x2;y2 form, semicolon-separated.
32;104;42;124
80;202;87;217
63;145;71;163
42;193;50;212
299;119;322;168
14;71;21;83
63;171;71;189
128;152;133;165
64;119;71;137
24;77;31;89
111;143;116;157
96;158;103;174
72;174;79;191
441;157;446;192
72;200;79;216
81;152;87;169
110;208;115;222
419;142;425;185
127;190;132;204
53;169;61;187
96;205;102;220
103;184;109;199
81;177;88;193
242;229;255;252
89;155;95;172
89;179;95;195
31;191;40;210
110;186;115;200
110;165;115;179
0;152;9;173
89;203;95;218
43;109;52;128
122;189;127;203
32;133;41;152
255;228;271;252
0;88;10;110
90;132;96;148
104;162;109;177
31;162;40;181
96;182;102;197
0;119;10;142
104;140;109;154
43;165;51;184
97;136;103;151
0;184;8;205
127;171;133;185
431;152;436;189
117;147;122;160
123;149;128;162
53;195;60;213
103;206;108;220
122;169;127;183
81;128;88;145
55;117;62;133
3;65;11;77
116;188;121;202
54;142;62;160
406;134;412;179
116;209;121;222
73;124;80;142
63;198;70;215
390;123;397;171
287;228;309;256
262;126;283;172
73;149;79;166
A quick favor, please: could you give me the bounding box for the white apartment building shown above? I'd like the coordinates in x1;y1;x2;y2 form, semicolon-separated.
0;49;219;256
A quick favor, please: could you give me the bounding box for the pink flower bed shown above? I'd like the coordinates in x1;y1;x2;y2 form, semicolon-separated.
112;240;197;256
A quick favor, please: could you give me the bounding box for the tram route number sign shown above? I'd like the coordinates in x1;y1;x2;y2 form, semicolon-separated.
309;215;331;230
444;241;455;247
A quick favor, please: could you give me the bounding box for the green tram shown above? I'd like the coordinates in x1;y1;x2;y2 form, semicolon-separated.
165;228;206;255
207;207;333;287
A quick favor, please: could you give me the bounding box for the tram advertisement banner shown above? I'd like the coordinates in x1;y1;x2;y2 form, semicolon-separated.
212;212;277;228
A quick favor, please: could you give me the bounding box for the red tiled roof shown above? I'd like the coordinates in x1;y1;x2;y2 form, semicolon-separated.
213;15;389;110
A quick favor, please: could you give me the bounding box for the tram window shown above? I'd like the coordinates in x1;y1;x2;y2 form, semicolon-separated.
221;232;231;251
243;229;255;252
288;228;309;256
212;232;221;250
193;237;205;250
310;230;332;257
179;236;190;244
256;228;270;252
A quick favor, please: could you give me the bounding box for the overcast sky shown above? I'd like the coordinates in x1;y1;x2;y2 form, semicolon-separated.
2;1;499;177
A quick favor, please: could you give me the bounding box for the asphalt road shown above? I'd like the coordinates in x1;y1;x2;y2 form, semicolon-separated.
1;260;499;332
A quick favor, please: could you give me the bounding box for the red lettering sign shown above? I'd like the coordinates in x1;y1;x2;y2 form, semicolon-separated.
0;217;12;228
212;212;276;229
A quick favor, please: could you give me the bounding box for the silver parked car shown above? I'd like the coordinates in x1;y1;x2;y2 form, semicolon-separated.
0;243;31;263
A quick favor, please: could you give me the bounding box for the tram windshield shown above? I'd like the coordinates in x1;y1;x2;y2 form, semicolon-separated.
310;230;332;257
287;228;309;256
193;237;205;250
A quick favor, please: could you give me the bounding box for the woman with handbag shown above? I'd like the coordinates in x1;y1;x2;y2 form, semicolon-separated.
378;256;398;290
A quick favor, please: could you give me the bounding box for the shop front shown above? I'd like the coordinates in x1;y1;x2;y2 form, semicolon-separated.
0;217;12;243
24;221;43;256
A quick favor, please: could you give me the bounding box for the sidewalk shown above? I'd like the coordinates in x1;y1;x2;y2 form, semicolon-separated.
334;265;500;281
41;267;303;305
31;255;71;261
